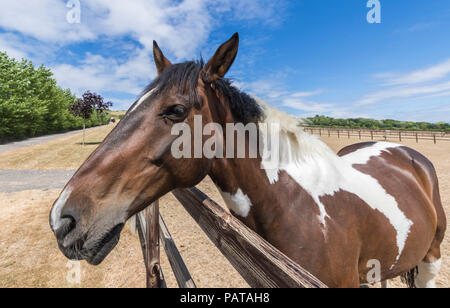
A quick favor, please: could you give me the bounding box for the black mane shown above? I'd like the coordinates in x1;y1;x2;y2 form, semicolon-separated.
136;60;264;124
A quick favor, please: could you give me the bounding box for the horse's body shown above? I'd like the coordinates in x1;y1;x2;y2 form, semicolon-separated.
50;33;446;288
207;105;445;287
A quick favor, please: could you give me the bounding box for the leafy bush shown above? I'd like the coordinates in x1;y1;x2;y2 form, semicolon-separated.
0;52;110;141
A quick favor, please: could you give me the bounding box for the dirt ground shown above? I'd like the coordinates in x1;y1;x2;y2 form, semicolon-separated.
0;127;448;288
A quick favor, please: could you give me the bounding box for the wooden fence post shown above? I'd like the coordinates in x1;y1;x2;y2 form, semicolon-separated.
359;130;361;140
399;131;402;142
434;134;436;144
371;131;373;140
416;133;419;143
147;201;163;288
137;201;164;288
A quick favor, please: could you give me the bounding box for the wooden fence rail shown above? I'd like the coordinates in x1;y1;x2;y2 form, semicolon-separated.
304;127;450;144
158;214;196;288
135;188;327;288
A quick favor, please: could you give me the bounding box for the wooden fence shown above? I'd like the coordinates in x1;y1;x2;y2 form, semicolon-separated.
133;187;327;288
304;127;450;144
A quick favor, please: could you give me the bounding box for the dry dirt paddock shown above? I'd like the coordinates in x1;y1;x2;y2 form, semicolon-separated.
0;125;448;288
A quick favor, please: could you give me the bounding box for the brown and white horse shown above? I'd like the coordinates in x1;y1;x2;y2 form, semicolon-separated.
50;33;446;288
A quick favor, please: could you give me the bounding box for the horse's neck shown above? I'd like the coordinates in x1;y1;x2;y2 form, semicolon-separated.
208;127;341;230
209;156;275;232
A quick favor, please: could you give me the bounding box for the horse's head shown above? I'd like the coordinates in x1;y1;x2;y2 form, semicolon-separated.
50;33;245;265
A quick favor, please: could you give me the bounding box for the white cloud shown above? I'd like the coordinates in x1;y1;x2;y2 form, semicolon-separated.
359;81;450;105
358;57;450;111
0;32;56;64
281;97;369;119
0;0;286;59
237;80;365;119
51;49;155;96
282;98;333;113
0;34;28;60
212;0;286;26
407;22;436;33
104;97;134;111
0;0;286;107
0;0;210;59
0;0;94;43
290;89;324;98
375;58;450;86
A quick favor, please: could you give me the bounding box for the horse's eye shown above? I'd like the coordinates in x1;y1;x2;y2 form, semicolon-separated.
168;105;187;116
161;104;188;121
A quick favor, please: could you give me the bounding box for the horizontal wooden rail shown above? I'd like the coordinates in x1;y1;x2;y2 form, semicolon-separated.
159;214;197;288
172;188;327;288
304;127;450;144
304;126;450;136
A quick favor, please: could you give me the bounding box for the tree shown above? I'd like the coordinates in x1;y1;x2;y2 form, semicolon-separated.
69;91;112;145
69;98;93;146
0;52;111;142
91;93;113;123
304;114;450;132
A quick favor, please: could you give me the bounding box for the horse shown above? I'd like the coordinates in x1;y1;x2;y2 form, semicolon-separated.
50;33;446;288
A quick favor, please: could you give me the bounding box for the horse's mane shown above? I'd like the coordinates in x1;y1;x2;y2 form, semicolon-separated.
259;101;337;168
135;60;334;163
137;60;264;124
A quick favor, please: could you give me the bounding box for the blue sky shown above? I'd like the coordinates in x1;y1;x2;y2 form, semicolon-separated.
0;0;449;122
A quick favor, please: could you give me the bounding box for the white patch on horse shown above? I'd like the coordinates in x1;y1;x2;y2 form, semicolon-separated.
130;88;158;113
217;188;252;218
50;187;72;230
415;259;442;288
341;142;401;165
259;105;413;265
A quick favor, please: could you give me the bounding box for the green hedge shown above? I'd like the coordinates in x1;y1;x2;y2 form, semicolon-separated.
306;115;450;132
0;52;110;141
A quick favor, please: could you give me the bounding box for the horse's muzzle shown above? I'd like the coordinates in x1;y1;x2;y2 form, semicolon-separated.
53;216;124;265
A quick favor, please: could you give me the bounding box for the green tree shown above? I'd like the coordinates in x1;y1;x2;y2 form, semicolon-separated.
0;52;111;141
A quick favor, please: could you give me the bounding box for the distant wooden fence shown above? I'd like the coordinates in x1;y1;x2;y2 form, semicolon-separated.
304;127;450;144
133;188;327;288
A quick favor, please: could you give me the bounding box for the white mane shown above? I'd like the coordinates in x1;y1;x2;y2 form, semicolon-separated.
257;100;338;167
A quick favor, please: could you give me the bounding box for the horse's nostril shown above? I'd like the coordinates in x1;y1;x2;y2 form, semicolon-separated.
55;216;76;243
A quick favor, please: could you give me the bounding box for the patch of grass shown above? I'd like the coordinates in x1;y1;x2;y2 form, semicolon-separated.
0;124;115;170
108;110;126;117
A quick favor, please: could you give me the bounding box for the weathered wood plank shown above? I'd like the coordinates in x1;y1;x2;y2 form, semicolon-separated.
159;215;197;288
145;201;163;288
129;215;137;235
136;202;166;288
172;188;327;288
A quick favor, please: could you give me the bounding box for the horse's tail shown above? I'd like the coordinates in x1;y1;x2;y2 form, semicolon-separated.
400;267;418;288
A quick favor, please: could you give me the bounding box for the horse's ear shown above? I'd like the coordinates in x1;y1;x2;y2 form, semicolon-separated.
202;33;239;84
153;41;172;75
